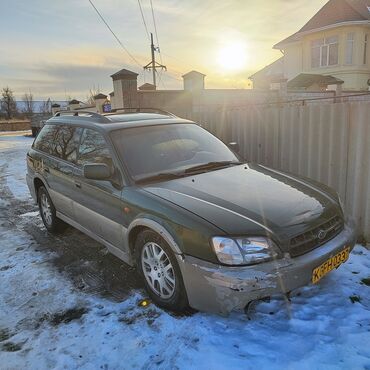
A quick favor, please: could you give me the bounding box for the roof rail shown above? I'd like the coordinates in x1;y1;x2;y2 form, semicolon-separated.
107;107;176;117
53;110;110;123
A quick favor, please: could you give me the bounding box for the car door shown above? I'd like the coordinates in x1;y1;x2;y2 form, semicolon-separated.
72;128;126;248
33;124;80;220
46;125;82;220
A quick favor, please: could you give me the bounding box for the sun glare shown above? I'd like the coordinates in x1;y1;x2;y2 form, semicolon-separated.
217;41;248;71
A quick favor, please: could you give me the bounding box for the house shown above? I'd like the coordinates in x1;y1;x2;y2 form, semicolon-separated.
249;57;286;90
251;0;370;90
68;99;82;110
182;71;206;91
138;83;156;91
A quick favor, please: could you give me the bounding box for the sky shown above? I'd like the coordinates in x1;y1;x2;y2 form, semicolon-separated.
0;0;328;101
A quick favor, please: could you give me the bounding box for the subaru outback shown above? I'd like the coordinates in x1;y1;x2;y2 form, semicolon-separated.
26;110;356;315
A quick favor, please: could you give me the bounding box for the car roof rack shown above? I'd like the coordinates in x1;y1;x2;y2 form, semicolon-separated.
107;107;176;117
53;108;177;124
54;110;110;123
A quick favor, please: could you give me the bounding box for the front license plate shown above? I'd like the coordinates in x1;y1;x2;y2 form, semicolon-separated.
312;247;350;284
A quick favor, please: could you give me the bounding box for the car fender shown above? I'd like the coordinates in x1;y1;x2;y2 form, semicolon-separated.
127;216;182;255
27;169;51;201
33;173;52;193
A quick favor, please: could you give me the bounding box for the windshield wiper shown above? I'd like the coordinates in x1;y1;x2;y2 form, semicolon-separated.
136;172;185;184
183;160;242;174
136;161;242;183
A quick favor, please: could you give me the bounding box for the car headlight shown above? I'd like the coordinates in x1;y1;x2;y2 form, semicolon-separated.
211;236;279;266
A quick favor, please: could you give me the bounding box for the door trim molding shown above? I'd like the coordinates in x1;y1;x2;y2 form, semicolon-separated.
57;211;133;266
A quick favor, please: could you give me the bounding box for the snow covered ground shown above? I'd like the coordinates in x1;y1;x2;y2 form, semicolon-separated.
0;133;369;370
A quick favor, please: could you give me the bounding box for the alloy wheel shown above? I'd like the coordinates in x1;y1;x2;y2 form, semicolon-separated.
40;193;52;226
141;242;176;298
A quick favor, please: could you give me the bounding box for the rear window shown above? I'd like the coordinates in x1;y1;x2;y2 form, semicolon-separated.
33;124;58;155
53;126;81;163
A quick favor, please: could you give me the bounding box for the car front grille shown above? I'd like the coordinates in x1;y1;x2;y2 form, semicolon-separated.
289;215;344;258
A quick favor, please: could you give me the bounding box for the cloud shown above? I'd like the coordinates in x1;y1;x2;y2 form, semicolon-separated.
0;63;124;100
0;0;328;99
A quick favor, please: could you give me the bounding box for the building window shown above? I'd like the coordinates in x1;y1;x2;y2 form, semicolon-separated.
364;34;368;65
311;36;338;68
346;33;354;64
311;39;322;68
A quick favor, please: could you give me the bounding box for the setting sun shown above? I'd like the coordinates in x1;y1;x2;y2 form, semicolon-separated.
217;41;248;71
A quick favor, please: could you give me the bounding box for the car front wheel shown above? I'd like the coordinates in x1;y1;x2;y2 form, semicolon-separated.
135;229;188;311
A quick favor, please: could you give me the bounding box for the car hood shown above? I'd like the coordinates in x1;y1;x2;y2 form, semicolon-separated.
143;164;341;245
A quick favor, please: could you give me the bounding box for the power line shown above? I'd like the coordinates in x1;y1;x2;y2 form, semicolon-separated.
144;33;166;87
149;0;167;86
161;51;199;71
87;0;142;69
163;70;182;82
88;0;181;86
137;0;150;41
157;69;165;89
150;0;162;63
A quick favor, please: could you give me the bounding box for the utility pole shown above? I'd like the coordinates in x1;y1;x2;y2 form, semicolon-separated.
144;33;166;88
150;33;156;87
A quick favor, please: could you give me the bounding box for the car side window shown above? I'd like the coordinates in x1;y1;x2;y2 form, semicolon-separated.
77;129;113;170
33;124;81;164
53;125;81;163
33;124;59;155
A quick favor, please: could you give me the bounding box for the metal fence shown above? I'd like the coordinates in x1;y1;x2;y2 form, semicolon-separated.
190;101;370;242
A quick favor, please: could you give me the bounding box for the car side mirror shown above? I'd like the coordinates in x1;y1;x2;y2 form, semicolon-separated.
228;142;240;154
83;163;111;180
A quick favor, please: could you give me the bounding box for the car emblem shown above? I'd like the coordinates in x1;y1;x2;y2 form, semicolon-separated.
317;229;327;240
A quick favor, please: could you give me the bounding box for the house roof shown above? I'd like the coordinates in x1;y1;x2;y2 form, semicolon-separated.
93;93;107;99
73;105;96;111
110;68;139;80
68;99;80;105
274;0;370;49
288;73;344;89
182;70;206;79
249;57;285;81
138;83;156;90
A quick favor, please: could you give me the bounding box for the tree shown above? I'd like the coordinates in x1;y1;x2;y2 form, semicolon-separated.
40;98;51;114
22;92;35;118
1;87;17;119
86;85;100;105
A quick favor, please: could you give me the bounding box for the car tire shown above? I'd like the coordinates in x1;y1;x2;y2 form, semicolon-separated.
37;186;67;234
135;229;188;311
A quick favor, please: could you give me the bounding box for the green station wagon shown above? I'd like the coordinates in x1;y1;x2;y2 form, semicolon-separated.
26;110;356;315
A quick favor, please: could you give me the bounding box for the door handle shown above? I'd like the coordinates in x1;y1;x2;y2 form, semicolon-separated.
75;181;81;188
44;167;50;173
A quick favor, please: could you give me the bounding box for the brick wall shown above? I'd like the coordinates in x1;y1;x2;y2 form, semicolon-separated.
0;120;31;131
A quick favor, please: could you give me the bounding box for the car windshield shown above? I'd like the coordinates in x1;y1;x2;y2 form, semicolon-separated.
111;123;240;181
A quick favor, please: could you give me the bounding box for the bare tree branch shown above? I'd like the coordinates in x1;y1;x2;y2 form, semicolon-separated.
22;92;35;118
1;87;17;120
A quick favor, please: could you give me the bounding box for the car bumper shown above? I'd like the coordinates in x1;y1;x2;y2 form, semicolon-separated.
177;220;357;315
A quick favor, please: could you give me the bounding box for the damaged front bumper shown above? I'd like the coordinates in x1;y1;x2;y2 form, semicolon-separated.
177;221;357;315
